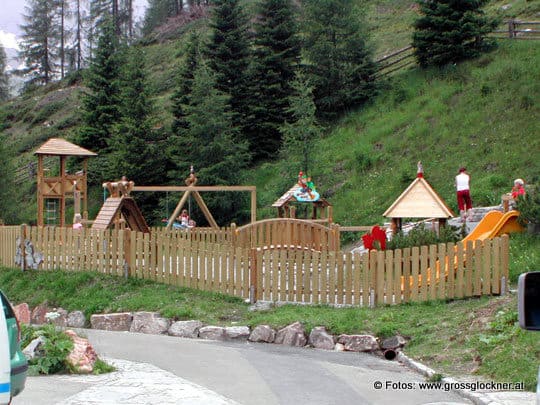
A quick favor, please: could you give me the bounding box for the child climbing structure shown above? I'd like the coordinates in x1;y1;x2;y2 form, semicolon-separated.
92;178;150;233
34;138;97;227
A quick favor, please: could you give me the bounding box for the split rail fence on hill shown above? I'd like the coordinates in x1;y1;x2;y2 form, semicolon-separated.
0;225;509;307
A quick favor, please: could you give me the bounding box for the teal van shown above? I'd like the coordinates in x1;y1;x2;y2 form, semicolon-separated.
0;291;28;399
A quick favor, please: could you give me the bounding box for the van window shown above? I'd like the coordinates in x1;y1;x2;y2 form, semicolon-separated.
0;292;15;319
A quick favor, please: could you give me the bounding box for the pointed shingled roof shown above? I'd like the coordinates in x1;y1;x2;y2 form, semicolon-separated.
383;177;455;219
34;138;97;157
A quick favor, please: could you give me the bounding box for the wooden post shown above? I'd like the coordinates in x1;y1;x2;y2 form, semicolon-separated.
250;248;258;304
59;156;66;227
251;189;257;223
123;229;131;279
37;156;44;226
19;224;27;271
508;19;515;38
327;206;333;224
82;159;89;220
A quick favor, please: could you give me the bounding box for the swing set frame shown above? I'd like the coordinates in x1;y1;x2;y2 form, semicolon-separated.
132;185;257;229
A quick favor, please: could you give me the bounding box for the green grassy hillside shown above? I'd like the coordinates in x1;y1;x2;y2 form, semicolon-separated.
251;40;540;228
0;0;539;225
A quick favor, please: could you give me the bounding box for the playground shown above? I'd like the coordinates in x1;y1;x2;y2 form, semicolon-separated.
3;138;528;307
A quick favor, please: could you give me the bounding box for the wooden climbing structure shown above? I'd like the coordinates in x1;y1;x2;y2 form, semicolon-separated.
34;138;97;227
92;179;150;233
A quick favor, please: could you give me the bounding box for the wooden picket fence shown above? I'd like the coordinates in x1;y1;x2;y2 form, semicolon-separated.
0;225;509;307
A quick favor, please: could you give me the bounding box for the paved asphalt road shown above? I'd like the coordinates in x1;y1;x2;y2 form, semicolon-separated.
14;329;471;405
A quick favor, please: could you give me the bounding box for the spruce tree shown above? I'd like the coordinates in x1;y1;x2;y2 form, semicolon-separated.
0;135;17;223
206;0;252;140
247;0;301;161
78;20;122;152
301;0;377;120
413;0;498;67
108;46;166;222
19;0;61;85
0;44;9;101
280;72;321;176
170;32;202;136
108;46;165;184
181;61;250;225
77;19;123;183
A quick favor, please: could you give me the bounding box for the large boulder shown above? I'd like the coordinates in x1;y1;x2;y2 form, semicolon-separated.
248;325;276;343
13;303;31;325
90;313;133;331
380;335;407;350
31;302;50;325
64;330;98;374
198;326;226;341
168;320;204;338
67;311;87;328
337;334;379;352
308;326;335;350
22;336;45;360
225;326;250;341
47;308;68;327
130;312;170;335
275;322;307;347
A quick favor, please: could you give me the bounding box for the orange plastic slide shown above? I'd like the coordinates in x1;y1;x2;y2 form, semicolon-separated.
462;210;523;243
400;210;524;291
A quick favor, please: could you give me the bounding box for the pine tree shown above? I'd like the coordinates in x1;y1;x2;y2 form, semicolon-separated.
0;134;17;223
0;44;9;101
170;32;202;136
301;0;377;120
206;0;252;139
54;0;70;79
108;46;166;222
280;72;321;176
413;0;498;67
19;0;61;85
78;19;123;160
247;0;301;161
180;61;250;225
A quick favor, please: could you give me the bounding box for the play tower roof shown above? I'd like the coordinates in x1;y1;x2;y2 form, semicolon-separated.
34;138;97;157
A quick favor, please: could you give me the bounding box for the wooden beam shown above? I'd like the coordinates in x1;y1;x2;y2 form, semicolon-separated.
192;191;219;228
132;185;256;192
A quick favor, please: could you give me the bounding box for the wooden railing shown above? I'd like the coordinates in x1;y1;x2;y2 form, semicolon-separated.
492;20;540;40
1;225;509;307
375;45;416;77
232;218;341;252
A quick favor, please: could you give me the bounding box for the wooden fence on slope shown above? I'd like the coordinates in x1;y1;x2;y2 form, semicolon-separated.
492;20;540;40
0;225;509;307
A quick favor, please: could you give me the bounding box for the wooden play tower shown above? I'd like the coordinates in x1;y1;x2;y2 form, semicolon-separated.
34;138;97;227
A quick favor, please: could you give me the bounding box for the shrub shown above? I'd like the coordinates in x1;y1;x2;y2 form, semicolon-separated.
516;186;540;227
386;223;461;250
21;324;74;375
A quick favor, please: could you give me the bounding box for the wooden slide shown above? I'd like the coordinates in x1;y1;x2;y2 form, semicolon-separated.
92;197;150;233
